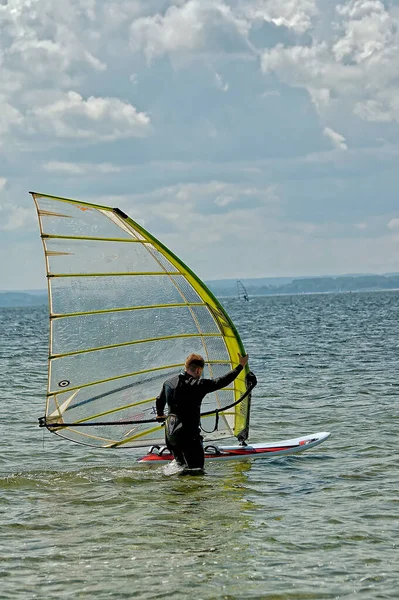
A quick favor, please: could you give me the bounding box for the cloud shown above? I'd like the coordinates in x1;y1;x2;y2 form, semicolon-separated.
387;218;399;231
0;176;30;232
129;0;251;61
43;161;124;175
239;0;318;34
30;91;150;141
260;0;399;122
333;0;394;63
0;204;34;231
323;127;348;150
214;71;229;92
0;0;106;92
214;194;235;207
154;206;399;278
115;183;281;277
261;90;280;98
0;102;24;137
354;97;399;123
0;1;152;148
355;222;367;230
91;180;280;241
130;1;206;59
124;180;279;214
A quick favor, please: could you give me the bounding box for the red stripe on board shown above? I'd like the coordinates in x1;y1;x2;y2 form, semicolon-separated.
140;454;173;461
139;444;300;461
218;445;298;456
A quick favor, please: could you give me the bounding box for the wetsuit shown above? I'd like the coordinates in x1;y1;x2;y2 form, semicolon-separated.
156;365;244;470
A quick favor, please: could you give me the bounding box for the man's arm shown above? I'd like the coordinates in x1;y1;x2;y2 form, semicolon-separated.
201;354;249;393
155;385;167;420
202;365;243;393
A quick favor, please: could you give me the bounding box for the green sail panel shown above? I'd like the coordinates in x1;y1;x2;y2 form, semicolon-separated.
32;192;251;448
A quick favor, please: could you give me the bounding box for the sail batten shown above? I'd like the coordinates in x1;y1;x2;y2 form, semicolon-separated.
50;302;206;319
32;191;251;448
51;332;225;359
48;271;179;278
43;234;147;243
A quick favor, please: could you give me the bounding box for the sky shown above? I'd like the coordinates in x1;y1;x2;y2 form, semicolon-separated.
1;0;399;291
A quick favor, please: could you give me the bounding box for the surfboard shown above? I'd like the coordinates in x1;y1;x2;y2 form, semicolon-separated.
137;431;331;464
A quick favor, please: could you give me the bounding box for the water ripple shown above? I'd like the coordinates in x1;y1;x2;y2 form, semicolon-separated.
1;294;398;599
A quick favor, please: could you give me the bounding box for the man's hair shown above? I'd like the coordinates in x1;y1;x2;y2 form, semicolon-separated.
185;353;205;370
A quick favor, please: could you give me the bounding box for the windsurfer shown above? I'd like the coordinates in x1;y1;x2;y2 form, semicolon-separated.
156;352;249;471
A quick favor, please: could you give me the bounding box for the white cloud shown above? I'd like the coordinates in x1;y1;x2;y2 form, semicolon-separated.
147;206;399;279
214;72;229;92
387;218;399;231
239;0;318;34
0;0;107;92
0;204;34;231
130;1;206;59
7;34;106;75
43;161;124;175
354;96;399;123
121;180;279;212
215;195;235;207
94;181;280;243
0;102;24;137
355;222;367;230
129;0;251;61
261;90;280;98
31;91;150;141
260;0;399;122
323;127;348;150
0;178;7;191
333;0;394;63
261;42;331;91
0;0;157;149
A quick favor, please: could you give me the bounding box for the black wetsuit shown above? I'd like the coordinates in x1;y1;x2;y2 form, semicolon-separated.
156;365;244;469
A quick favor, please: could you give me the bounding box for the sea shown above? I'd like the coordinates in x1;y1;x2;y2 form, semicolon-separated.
0;291;398;599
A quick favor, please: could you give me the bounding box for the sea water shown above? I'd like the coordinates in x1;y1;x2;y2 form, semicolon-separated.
0;291;398;599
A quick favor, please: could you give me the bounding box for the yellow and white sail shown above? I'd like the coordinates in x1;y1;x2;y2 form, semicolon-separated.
32;191;251;448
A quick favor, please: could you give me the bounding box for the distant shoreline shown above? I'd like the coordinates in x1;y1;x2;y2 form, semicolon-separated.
1;280;399;308
208;273;399;299
219;287;399;299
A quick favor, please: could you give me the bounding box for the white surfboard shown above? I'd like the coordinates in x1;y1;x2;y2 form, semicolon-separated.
137;431;331;465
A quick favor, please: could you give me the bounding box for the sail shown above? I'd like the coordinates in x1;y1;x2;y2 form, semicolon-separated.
237;280;249;302
31;192;251;448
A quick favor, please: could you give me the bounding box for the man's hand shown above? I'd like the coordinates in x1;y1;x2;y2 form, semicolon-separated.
238;353;249;367
246;371;257;387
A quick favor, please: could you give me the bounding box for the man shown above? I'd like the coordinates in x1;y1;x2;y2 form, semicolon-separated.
156;352;249;472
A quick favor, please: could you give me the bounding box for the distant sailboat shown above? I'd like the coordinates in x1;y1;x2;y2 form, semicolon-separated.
237;280;249;302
